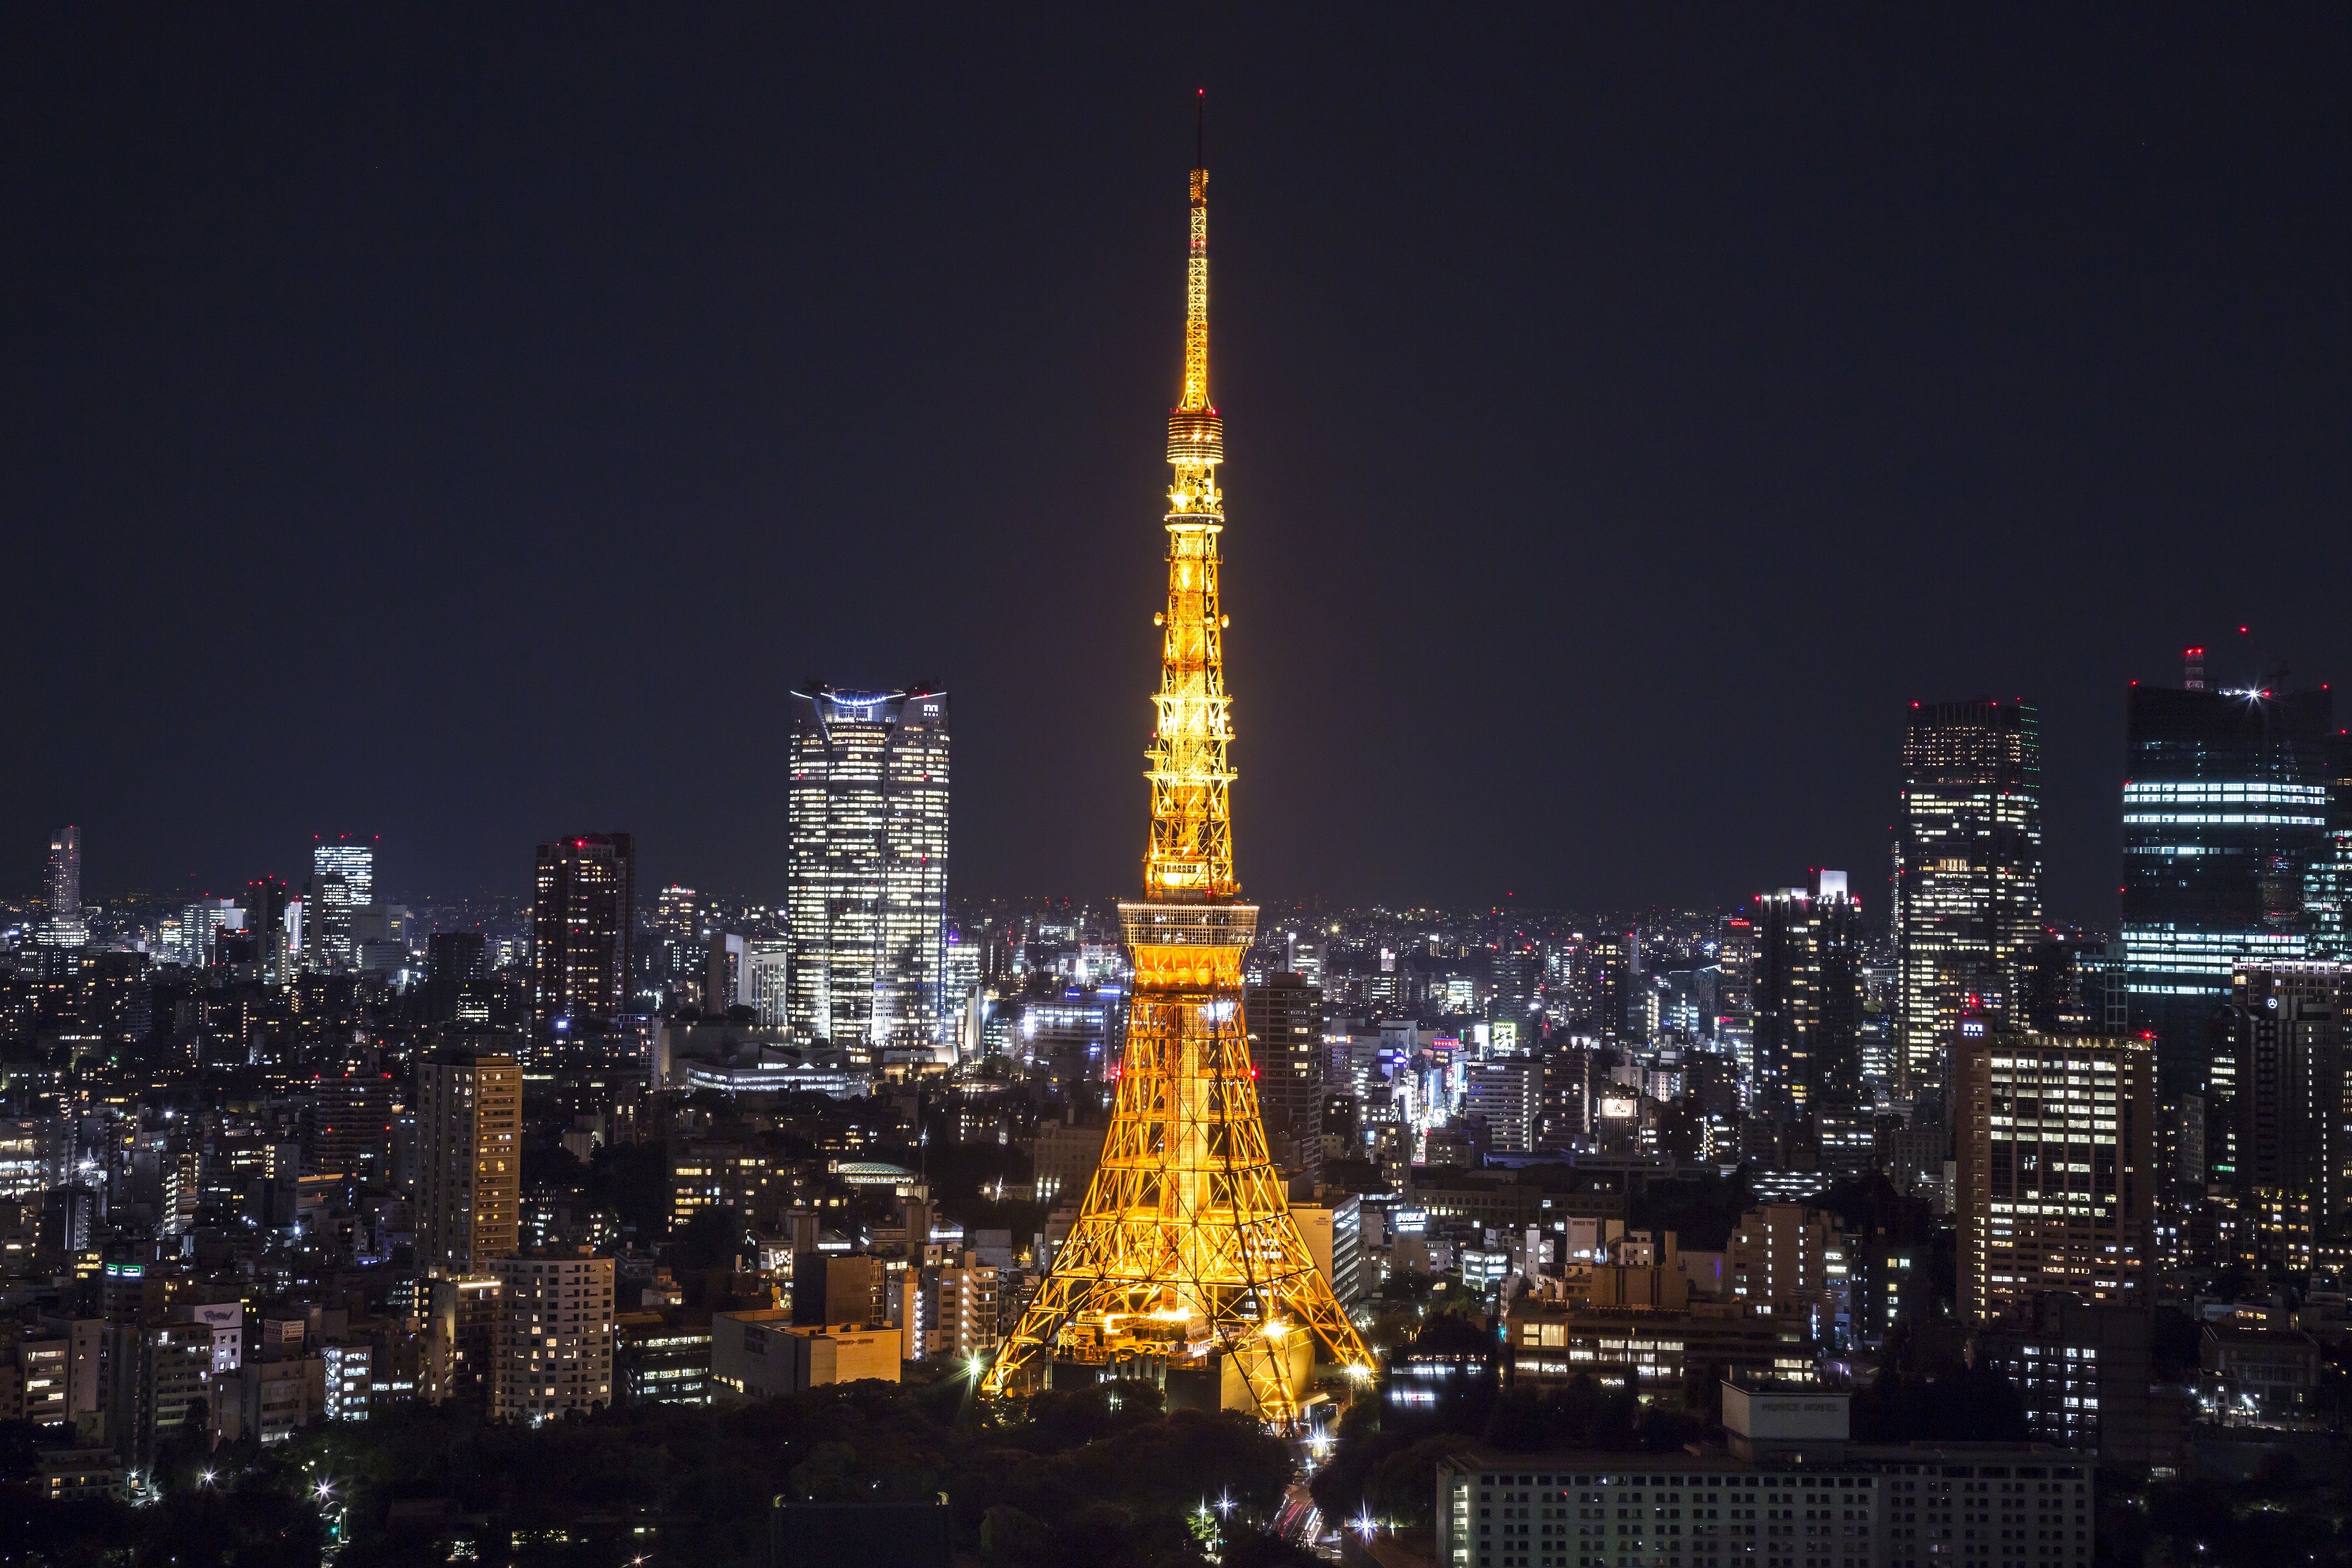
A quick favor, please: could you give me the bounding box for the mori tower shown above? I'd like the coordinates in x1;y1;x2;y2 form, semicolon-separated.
985;139;1373;1422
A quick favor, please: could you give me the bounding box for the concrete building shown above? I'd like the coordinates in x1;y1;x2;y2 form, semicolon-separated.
1728;1203;1834;1317
1972;1296;2169;1468
615;1311;713;1406
1954;1032;2155;1322
1437;1387;2094;1568
1503;1298;1816;1395
1289;1192;1364;1307
416;1044;522;1277
712;1310;900;1400
489;1250;614;1425
901;1253;1000;1363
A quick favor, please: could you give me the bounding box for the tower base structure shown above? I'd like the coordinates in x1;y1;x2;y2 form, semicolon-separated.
986;902;1373;1424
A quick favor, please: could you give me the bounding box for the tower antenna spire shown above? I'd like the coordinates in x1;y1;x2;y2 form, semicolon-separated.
1196;86;1204;170
981;119;1373;1424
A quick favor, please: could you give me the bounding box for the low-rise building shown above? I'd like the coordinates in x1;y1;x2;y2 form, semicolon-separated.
1437;1388;2095;1568
712;1310;900;1401
617;1310;713;1406
2199;1320;2323;1427
1972;1297;2172;1467
1504;1299;1816;1395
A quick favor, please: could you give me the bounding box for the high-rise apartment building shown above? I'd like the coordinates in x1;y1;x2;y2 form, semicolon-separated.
1749;872;1861;1118
416;1044;523;1277
1894;700;2043;1098
306;1073;396;1185
305;836;375;972
2226;962;2347;1271
490;1248;614;1424
530;833;636;1038
2123;657;2333;1095
1244;971;1325;1172
1954;1031;2155;1322
786;686;950;1061
40;827;84;947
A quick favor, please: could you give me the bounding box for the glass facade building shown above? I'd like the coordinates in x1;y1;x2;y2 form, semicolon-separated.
786;686;950;1063
1892;701;2043;1098
2121;681;2333;1094
306;836;375;972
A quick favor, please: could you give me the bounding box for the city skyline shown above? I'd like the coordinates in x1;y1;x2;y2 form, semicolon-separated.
4;33;2350;1549
9;15;2352;916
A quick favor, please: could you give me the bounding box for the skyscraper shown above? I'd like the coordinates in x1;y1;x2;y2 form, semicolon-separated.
1954;1030;2155;1322
416;1043;523;1277
1893;700;2043;1097
985;139;1372;1420
530;833;636;1039
2122;654;2332;1094
306;835;375;972
786;687;950;1061
425;931;489;1023
1244;971;1326;1177
2225;962;2346;1270
1749;871;1861;1118
245;874;290;982
40;827;84;947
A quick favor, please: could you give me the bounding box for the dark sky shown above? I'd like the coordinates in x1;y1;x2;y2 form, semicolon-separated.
7;11;2352;922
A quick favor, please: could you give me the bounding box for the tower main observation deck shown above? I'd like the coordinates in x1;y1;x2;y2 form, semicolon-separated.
982;149;1375;1424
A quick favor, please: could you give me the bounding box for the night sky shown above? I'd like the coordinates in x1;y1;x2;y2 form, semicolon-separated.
8;12;2352;922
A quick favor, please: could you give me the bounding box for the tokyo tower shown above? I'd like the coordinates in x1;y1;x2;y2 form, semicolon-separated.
985;116;1375;1422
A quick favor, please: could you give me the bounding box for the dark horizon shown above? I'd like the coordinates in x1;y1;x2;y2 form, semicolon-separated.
8;12;2352;923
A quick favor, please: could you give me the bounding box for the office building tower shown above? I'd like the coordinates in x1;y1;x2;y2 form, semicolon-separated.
2227;963;2347;1271
1463;1056;1543;1154
416;1044;523;1277
2307;736;2352;958
2022;932;2127;1037
40;826;84;947
530;834;636;1037
490;1249;614;1424
1749;872;1861;1118
244;874;290;981
176;897;243;967
1245;971;1326;1174
1954;1031;2155;1322
305;836;375;971
786;686;950;1059
747;938;790;1027
2123;656;2332;1094
1894;700;2043;1097
425;932;489;1023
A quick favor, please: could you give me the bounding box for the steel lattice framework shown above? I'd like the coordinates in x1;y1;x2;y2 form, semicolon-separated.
984;152;1374;1423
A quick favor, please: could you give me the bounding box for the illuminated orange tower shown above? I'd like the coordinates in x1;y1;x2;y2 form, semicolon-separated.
985;121;1374;1422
